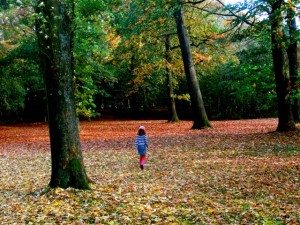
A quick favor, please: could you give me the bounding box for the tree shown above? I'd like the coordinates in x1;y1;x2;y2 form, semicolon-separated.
0;1;46;121
110;0;174;116
73;0;115;119
0;38;45;121
270;0;297;131
35;0;90;189
165;34;179;122
286;0;299;122
174;1;211;129
214;0;299;131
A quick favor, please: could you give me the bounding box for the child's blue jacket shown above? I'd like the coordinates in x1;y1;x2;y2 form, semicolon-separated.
134;135;148;155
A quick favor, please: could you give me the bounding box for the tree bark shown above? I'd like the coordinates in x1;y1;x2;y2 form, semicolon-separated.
287;0;299;122
270;0;296;131
129;54;139;117
174;4;211;129
36;0;90;189
165;35;179;122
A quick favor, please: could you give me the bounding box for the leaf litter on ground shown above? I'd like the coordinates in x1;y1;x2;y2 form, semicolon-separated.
0;118;299;224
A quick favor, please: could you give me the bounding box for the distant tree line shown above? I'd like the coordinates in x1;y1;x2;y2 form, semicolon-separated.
0;0;299;126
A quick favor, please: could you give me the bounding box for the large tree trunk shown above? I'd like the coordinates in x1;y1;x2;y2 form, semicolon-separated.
165;35;179;122
287;0;299;122
36;0;90;189
174;4;211;129
270;0;296;131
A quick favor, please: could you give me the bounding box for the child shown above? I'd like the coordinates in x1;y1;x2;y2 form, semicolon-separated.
134;126;148;170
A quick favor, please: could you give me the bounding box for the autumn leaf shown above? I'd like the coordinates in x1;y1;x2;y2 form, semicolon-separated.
0;119;299;224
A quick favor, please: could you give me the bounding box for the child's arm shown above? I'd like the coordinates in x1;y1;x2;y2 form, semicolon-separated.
145;135;148;147
134;135;138;147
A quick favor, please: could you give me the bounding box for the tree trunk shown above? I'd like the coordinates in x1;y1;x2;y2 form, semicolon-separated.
174;4;211;129
129;54;139;117
287;1;299;122
36;0;90;189
270;0;296;131
165;35;179;122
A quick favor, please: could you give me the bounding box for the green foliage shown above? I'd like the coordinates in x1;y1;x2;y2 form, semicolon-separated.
0;74;26;112
290;88;300;104
0;37;45;120
101;0;174;113
71;0;125;116
0;0;294;121
201;39;276;120
76;0;107;18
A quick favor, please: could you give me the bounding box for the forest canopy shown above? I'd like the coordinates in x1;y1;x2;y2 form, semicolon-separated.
0;0;299;122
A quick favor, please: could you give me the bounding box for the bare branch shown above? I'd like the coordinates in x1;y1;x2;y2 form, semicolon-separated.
191;2;255;26
185;0;206;4
170;45;180;50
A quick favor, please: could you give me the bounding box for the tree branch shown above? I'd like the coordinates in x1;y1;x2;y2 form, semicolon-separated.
191;0;256;27
185;0;206;5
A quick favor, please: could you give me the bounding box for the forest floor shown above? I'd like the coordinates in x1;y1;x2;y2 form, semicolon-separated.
0;118;299;224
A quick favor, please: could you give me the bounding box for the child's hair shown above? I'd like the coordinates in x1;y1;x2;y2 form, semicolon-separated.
138;126;146;135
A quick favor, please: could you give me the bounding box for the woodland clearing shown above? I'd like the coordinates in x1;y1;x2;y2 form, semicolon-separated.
0;118;299;224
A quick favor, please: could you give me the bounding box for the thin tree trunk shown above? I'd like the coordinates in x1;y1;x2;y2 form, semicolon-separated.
270;0;296;131
129;54;139;117
287;0;299;122
36;0;90;189
165;35;179;122
174;4;211;129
